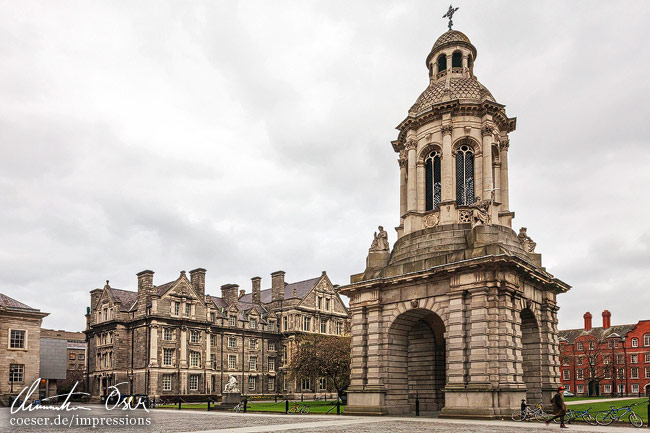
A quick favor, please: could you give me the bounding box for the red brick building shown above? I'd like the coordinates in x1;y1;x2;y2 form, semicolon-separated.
559;311;650;397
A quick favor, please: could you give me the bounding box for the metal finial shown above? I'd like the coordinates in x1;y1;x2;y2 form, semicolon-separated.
442;4;459;30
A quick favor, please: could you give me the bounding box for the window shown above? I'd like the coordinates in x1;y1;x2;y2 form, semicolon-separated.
185;303;191;317
618;384;625;394
645;367;650;379
577;385;584;394
250;339;257;350
303;317;311;332
325;298;330;311
210;354;216;369
249;356;257;371
317;297;322;310
189;375;199;391
562;370;570;380
162;374;172;391
646;354;650;363
163;348;174;366
455;144;474;206
604;356;610;365
605;368;612;379
9;330;26;349
267;377;275;391
211;335;218;346
229;316;237;327
248;376;256;391
164;328;174;341
577;369;584;380
9;364;24;383
631;354;638;364
644;334;650;347
608;340;613;349
631;367;639;379
228;355;237;370
250;318;257;329
577;342;584;351
268;341;275;351
632;384;639;393
319;377;327;391
436;54;446;74
425;151;442;210
577;356;583;366
228;337;237;348
269;321;276;332
321;319;328;334
69;353;76;360
617;354;624;364
617;368;625;379
283;316;288;331
603;384;612;394
210;312;215;322
190;330;200;343
268;358;275;371
282;345;288;364
173;302;180;316
562;357;569;366
78;354;85;361
301;378;311;391
632;338;638;348
451;51;462;68
190;351;200;367
336;322;343;335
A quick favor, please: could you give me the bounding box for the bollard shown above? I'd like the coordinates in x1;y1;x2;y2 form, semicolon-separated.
337;399;340;415
243;397;248;413
415;397;420;416
178;399;181;410
207;400;210;412
285;399;289;414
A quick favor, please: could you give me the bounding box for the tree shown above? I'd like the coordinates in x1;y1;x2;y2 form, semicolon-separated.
574;335;610;395
288;334;350;399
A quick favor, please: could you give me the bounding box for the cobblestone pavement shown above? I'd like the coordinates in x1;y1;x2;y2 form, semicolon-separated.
0;406;635;433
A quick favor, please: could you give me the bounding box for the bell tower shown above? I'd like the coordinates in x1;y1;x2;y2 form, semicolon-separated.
340;16;570;418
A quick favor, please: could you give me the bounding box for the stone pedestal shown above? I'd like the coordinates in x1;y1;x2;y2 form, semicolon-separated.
366;250;389;269
220;392;241;408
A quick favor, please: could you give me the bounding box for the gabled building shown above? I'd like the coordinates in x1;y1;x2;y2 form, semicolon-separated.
85;268;349;399
559;311;650;397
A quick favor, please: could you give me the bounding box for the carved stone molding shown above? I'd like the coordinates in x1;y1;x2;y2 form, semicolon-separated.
481;124;494;137
398;158;407;168
424;212;439;228
405;139;418;151
499;138;510;149
440;124;453;136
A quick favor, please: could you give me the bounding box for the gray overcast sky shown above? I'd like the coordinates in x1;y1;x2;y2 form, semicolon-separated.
1;1;649;332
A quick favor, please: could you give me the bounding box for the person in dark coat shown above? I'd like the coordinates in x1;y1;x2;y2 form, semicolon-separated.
546;386;568;428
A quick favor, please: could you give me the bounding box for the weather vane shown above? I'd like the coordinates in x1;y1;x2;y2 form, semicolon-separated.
442;4;459;30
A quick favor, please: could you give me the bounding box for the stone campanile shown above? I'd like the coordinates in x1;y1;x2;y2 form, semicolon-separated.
339;26;570;418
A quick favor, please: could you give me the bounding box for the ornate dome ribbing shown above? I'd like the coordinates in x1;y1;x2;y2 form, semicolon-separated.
408;77;495;116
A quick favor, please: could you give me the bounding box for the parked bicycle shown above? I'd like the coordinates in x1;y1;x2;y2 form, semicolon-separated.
288;403;310;414
595;402;643;428
233;402;244;413
511;402;547;422
552;406;596;425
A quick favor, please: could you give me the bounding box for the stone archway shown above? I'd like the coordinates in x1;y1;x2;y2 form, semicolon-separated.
385;308;446;414
520;308;542;402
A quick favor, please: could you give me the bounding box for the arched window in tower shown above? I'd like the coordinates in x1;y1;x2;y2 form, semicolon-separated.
425;151;441;211
437;54;446;74
452;51;462;68
456;145;474;206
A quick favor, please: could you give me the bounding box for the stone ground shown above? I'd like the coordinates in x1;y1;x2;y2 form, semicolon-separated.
0;406;638;433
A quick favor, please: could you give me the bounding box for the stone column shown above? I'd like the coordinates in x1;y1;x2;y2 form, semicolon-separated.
445;291;467;388
180;327;187;368
365;303;383;388
416;161;425;212
406;139;417;212
348;306;366;388
493;161;501;204
539;302;561;402
481;125;494;201
467;288;490;386
441;124;453;202
499;139;510;211
149;324;159;367
399;154;407;219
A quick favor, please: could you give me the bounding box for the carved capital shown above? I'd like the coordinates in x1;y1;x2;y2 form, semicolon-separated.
405;139;418;151
499;138;510;149
398;158;407;168
440;124;453;136
481;124;494;137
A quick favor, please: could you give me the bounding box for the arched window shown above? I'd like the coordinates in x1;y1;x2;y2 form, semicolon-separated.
632;338;638;348
452;51;462;68
425;151;441;211
437;54;447;73
455;144;474;206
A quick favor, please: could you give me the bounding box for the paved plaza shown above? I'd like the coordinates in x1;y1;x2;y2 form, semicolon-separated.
0;406;638;433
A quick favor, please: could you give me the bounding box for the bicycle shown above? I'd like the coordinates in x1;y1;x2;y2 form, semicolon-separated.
553;406;596;425
511;402;547;422
233;402;244;413
595;402;643;428
288;403;310;414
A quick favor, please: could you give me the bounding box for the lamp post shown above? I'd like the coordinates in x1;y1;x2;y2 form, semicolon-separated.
9;364;14;394
128;371;134;396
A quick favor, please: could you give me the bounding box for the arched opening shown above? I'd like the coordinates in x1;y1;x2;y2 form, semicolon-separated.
386;309;446;414
520;308;542;402
437;54;447;73
452;51;462;68
425;151;441;211
455;144;474;206
645;384;650;397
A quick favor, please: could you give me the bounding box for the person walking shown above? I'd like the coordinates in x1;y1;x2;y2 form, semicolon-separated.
546;386;568;428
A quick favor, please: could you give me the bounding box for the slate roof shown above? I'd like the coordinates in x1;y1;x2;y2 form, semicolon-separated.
558;324;636;344
0;293;39;311
239;277;321;304
110;288;139;312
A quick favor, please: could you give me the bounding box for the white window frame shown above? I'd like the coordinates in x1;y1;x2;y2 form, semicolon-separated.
267;377;275;391
320;319;328;334
8;329;27;350
632;384;639;393
562;370;570;380
268;341;275;351
228;336;237;348
632;338;638;348
162;374;172;391
577;369;584;380
190;330;200;343
249;356;257;371
631;354;638;364
268;358;275;372
631;367;639;379
173;302;180;316
163;328;174;341
189;375;199;391
248;376;256;391
9;364;24;383
577;385;584;394
229;315;237;327
645;367;650;379
190;351;200;367
249;318;257;329
319;377;327;390
644;334;650;347
303;317;311;332
163;348;174;366
603;384;612;394
301;378;311;391
228;355;237;370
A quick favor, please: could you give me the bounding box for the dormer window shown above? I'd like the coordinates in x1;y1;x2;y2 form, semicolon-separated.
229;315;237;327
185;303;191;317
250;318;257;329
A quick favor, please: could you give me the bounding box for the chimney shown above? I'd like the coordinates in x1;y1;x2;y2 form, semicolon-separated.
602;310;611;330
583;312;592;331
271;271;285;302
137;270;154;293
252;277;261;304
189;268;206;297
239;289;245;299
221;284;238;305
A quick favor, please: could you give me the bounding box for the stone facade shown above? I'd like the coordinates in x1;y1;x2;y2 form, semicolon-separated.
559;311;650;397
85;269;349;400
338;29;570;418
0;293;49;405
